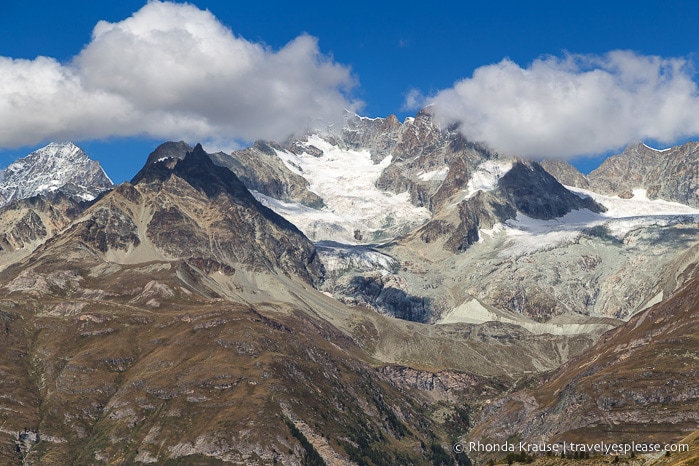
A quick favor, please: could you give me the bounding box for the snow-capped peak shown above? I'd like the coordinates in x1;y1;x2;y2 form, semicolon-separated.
0;142;114;207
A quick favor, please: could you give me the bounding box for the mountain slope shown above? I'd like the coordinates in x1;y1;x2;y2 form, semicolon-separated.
414;160;605;254
1;258;468;465
0;142;113;206
16;142;325;291
213;140;325;209
467;272;699;459
0;192;85;269
0;144;446;464
539;159;590;188
211;110;501;243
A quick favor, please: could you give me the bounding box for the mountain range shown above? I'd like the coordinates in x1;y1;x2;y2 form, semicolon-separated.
0;111;697;464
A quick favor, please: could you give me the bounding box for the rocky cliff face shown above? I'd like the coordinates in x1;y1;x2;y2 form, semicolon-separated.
0;142;113;206
0;192;86;271
212;140;325;208
498;161;603;219
539;159;590;188
588;142;699;205
334;109;498;213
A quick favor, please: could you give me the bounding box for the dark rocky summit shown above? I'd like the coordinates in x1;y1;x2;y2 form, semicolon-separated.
498;161;604;220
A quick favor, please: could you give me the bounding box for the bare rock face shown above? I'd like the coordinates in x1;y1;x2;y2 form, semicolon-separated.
380;365;508;402
417;190;513;252
339;112;403;161
588;141;699;205
0;193;84;263
498;161;604;220
141;140;193;165
75;206;141;253
370;110;497;211
0;142;113;206
331;273;434;322
539;159;590;188
212;140;324;208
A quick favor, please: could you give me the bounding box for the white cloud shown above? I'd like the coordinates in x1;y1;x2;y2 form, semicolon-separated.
427;51;699;158
0;1;359;149
402;88;425;111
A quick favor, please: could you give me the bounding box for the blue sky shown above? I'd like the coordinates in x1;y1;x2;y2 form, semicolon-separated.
2;0;699;182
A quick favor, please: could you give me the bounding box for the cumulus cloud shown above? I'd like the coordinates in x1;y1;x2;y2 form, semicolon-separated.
0;1;359;149
427;51;699;158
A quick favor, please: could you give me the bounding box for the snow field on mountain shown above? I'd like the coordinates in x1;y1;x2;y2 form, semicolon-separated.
465;160;513;199
492;186;699;256
572;187;699;217
259;135;431;243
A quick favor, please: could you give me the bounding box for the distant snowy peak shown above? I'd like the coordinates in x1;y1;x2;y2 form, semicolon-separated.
0;142;114;207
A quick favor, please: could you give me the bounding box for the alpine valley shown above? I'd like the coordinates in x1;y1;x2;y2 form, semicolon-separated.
0;111;698;465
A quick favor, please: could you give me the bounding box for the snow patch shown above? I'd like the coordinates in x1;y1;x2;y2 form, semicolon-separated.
568;186;699;218
465;160;512;199
439;298;501;324
450;160;513;208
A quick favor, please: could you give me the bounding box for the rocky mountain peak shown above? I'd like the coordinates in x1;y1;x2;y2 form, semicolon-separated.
125;142;324;285
538;159;590;188
133;143;259;204
498;160;605;219
588;140;699;205
171;143;258;202
0;142;113;206
143;140;192;166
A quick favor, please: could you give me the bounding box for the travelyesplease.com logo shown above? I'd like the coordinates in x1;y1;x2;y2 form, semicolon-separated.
452;440;689;456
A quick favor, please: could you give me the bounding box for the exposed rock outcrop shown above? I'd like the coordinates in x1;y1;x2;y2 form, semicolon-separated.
588;142;699;206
